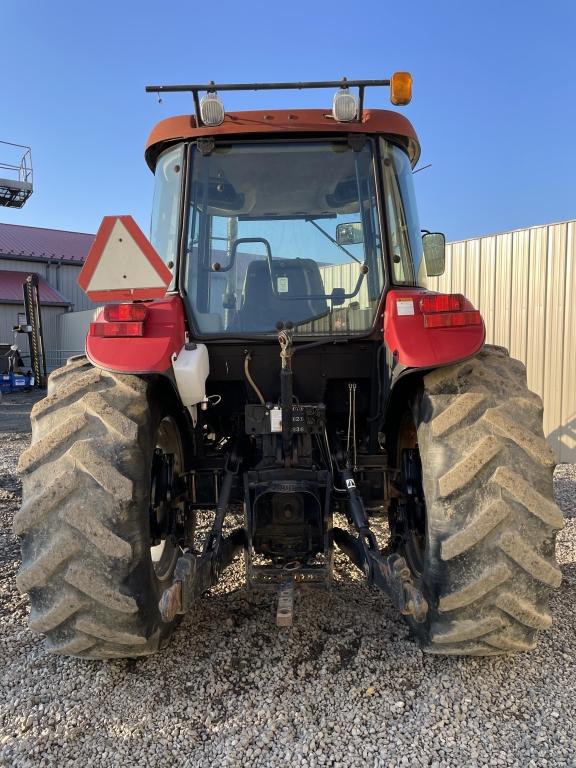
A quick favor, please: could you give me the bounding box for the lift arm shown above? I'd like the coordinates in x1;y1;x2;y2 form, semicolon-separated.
158;452;246;621
333;464;428;623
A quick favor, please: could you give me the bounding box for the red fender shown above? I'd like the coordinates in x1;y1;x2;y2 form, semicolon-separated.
86;296;186;374
86;290;484;375
383;289;485;369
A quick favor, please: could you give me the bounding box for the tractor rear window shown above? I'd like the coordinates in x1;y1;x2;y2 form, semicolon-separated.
183;140;385;336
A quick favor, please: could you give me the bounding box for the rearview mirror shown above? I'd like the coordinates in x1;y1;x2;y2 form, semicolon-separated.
336;222;363;246
422;231;446;277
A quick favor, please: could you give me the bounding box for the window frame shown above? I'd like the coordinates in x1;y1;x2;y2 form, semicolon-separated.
379;139;421;287
177;136;394;341
150;142;188;294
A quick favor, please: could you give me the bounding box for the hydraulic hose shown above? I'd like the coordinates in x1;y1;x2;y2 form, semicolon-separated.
244;352;265;405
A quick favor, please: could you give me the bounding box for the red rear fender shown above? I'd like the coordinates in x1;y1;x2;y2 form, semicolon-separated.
86;290;484;375
383;289;485;369
86;296;186;374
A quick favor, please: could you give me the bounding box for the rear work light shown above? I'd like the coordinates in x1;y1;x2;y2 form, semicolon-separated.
90;321;144;337
423;310;482;328
420;294;464;313
200;91;225;126
103;303;148;322
332;86;358;122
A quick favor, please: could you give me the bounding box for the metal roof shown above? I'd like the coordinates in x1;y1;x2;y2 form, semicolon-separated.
0;222;94;264
0;270;70;305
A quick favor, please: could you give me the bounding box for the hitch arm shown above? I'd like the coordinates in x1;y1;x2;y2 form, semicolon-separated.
334;466;428;623
159;453;246;621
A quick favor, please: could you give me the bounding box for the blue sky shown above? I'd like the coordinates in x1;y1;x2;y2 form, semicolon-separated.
1;0;575;241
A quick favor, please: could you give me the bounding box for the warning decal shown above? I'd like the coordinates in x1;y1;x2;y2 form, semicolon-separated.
396;299;415;316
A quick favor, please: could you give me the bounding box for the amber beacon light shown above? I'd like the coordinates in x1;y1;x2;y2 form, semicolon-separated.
390;72;413;105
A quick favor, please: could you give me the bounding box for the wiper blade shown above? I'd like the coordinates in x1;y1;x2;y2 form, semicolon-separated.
238;213;337;221
305;218;361;264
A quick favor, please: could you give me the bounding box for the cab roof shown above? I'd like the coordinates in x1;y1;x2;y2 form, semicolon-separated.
145;109;420;171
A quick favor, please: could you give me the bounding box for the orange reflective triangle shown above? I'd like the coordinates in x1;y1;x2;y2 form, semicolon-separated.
78;216;173;301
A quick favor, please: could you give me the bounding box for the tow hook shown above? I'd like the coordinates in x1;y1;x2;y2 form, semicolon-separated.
276;576;295;627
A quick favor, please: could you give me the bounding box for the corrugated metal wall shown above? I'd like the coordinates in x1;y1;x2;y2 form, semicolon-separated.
0;304;24;344
58;308;101;365
45;263;95;312
425;220;576;464
0;258;48;277
0;303;67;369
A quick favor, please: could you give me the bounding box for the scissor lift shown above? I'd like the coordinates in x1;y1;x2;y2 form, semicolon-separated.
0;141;33;208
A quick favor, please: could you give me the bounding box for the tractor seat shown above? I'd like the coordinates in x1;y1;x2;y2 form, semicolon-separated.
236;259;328;332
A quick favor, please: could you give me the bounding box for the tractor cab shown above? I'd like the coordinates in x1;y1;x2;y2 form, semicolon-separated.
145;77;444;343
151;130;422;338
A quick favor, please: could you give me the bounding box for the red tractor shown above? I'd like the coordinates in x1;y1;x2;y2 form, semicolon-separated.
15;76;563;659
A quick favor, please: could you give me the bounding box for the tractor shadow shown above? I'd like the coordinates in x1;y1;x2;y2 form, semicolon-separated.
164;555;427;693
547;415;576;465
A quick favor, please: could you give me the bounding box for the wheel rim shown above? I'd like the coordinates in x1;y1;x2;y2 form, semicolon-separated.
393;411;427;578
150;416;184;582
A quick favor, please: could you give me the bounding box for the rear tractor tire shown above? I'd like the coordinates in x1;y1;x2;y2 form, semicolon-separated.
14;356;188;659
389;345;564;655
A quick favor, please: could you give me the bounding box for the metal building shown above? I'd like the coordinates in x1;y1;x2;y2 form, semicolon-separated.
424;219;575;463
0;223;97;368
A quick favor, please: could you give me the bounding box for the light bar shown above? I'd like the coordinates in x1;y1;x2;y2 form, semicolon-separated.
146;77;413;125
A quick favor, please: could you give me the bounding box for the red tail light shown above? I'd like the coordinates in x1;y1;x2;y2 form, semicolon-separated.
423;310;482;328
103;303;148;322
420;293;464;313
90;321;144;337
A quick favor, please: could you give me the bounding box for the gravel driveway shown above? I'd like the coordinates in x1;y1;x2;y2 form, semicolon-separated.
1;391;575;767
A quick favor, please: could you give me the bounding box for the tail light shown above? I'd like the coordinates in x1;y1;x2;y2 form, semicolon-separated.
103;303;148;322
90;321;144;337
420;294;464;313
423;310;482;328
419;293;481;328
91;303;148;337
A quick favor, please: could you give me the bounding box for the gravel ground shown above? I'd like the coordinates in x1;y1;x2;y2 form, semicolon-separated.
1;391;575;767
